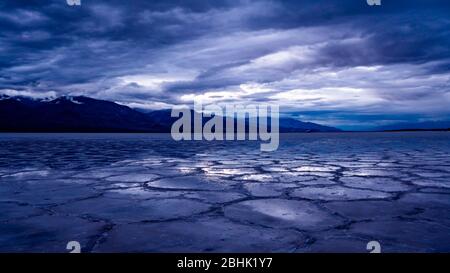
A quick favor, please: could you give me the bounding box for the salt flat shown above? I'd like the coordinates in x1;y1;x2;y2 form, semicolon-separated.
0;132;449;252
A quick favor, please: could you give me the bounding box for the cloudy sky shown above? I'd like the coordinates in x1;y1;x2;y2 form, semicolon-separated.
1;0;449;130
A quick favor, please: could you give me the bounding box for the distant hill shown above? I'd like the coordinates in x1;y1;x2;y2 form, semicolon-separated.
0;95;342;133
145;109;342;133
375;121;450;132
0;95;163;132
278;117;341;133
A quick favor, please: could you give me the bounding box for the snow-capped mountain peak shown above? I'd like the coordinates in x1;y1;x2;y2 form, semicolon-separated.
48;96;84;105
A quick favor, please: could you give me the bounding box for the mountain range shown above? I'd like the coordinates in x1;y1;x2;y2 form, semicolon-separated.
0;95;163;132
0;95;341;133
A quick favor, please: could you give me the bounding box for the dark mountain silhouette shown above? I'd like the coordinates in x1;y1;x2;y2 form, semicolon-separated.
0;95;163;132
278;117;341;132
146;109;342;133
0;95;342;132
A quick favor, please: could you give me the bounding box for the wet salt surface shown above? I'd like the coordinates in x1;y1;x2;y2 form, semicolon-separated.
0;132;449;253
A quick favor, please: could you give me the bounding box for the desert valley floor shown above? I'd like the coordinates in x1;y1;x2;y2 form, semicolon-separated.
0;132;449;252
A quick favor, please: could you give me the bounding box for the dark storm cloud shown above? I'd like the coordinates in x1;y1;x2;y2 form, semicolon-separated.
1;0;449;126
